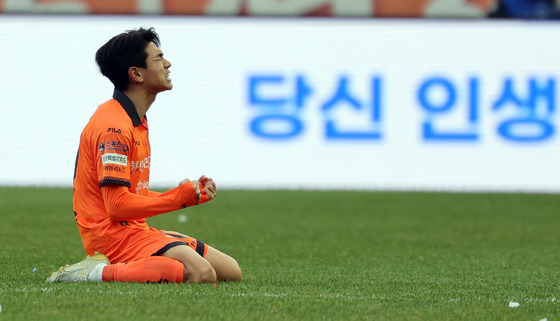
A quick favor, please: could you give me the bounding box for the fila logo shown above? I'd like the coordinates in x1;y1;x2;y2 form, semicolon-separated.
108;128;122;133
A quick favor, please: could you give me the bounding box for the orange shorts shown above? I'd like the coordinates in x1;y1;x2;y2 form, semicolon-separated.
153;230;208;258
80;223;207;264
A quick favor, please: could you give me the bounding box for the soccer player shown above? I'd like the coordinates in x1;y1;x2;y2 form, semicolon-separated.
46;27;242;284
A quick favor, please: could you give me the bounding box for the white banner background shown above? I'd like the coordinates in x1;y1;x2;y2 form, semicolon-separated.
0;16;558;192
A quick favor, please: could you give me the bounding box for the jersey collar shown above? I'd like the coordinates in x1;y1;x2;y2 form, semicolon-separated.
113;88;143;127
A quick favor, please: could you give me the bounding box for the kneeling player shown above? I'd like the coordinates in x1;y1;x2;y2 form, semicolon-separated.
46;27;241;284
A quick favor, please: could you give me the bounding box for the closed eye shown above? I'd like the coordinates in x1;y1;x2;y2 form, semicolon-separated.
153;53;164;62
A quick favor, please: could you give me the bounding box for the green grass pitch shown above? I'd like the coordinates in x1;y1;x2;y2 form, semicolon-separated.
0;187;559;320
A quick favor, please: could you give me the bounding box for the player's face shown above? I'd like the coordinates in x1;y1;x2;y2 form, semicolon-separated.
141;42;172;94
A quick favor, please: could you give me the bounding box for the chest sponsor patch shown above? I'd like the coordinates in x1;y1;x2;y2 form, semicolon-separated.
101;153;128;166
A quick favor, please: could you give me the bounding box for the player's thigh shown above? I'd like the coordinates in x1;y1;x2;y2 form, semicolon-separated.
204;245;242;281
161;245;213;275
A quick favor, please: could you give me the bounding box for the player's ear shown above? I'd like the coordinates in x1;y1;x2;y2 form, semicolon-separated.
128;67;143;84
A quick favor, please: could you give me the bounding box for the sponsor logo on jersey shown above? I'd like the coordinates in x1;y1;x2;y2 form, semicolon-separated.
103;140;129;153
130;156;150;173
136;180;149;192
101;153;128;166
103;165;126;173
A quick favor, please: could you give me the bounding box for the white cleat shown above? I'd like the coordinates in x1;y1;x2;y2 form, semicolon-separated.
46;252;110;283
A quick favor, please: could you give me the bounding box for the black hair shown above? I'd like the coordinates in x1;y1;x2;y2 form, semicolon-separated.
95;27;160;90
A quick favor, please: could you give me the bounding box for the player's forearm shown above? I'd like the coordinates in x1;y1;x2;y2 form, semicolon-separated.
101;184;199;220
146;190;162;198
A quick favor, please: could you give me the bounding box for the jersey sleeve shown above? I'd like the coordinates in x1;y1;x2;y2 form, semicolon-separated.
96;129;133;188
101;182;202;221
146;190;162;197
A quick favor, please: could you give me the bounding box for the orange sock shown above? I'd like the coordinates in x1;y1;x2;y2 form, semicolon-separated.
102;256;184;283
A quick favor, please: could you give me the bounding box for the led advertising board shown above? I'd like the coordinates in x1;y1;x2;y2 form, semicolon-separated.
0;16;558;192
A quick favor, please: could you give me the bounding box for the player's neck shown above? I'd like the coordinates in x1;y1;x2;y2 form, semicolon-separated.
122;87;156;118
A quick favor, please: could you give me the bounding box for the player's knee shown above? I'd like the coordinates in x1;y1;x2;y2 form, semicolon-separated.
185;262;216;284
224;258;242;282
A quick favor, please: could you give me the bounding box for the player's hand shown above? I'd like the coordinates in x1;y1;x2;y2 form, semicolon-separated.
198;175;217;200
179;178;201;202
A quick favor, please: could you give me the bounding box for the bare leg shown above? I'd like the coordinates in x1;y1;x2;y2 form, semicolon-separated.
162;245;217;283
204;245;242;281
162;244;242;282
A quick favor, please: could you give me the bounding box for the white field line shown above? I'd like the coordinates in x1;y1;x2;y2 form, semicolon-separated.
3;288;559;305
227;292;560;303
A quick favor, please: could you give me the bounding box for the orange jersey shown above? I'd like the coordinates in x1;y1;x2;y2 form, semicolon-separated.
73;89;201;262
